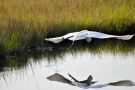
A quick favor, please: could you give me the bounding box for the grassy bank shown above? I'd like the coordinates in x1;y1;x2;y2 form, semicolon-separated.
0;0;135;55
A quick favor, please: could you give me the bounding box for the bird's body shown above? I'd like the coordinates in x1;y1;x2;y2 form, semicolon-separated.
45;30;134;43
68;74;97;88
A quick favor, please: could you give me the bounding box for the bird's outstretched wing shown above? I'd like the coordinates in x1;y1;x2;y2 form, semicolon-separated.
108;80;135;86
68;30;134;41
45;32;79;43
47;73;75;86
45;37;64;43
80;80;135;89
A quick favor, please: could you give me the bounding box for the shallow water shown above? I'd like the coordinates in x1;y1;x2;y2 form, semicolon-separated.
1;39;135;90
0;50;135;90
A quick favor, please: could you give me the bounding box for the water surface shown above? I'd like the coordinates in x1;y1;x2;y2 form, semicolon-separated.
0;39;135;90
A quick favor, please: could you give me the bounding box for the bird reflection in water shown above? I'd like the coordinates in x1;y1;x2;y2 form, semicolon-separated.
47;73;135;89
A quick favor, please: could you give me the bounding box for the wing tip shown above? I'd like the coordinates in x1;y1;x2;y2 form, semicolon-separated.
45;37;64;43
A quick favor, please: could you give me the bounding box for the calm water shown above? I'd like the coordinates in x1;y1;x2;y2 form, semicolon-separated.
0;39;135;90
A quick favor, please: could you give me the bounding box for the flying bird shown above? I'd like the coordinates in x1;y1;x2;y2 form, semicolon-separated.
47;73;135;89
45;30;134;43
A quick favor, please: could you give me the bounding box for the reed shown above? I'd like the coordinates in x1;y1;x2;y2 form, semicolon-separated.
0;0;135;54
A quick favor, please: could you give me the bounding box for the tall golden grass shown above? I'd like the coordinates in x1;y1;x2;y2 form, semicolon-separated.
0;0;135;54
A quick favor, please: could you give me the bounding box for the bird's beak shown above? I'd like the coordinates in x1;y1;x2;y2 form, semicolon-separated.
92;81;98;84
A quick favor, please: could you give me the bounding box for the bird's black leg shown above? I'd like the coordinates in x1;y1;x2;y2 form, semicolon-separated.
68;73;79;82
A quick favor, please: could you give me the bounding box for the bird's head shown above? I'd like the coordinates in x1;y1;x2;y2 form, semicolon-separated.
87;75;97;85
87;75;93;81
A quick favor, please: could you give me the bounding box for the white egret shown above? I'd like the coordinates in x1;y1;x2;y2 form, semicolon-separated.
45;30;134;43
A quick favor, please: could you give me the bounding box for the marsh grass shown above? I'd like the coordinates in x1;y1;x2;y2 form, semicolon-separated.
0;0;135;55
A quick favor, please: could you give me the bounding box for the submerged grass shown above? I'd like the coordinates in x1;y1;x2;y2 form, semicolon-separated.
0;0;135;55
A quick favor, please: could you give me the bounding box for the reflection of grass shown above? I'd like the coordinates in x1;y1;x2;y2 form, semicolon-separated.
0;0;135;54
0;38;135;72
